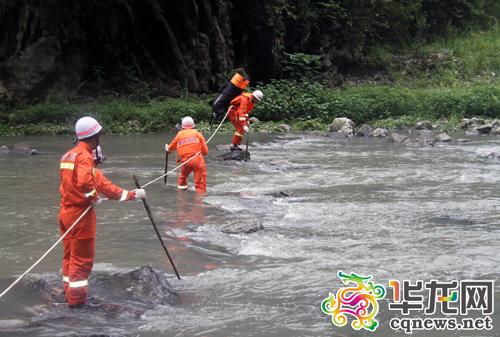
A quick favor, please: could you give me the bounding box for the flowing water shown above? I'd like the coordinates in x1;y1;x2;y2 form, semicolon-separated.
0;132;499;337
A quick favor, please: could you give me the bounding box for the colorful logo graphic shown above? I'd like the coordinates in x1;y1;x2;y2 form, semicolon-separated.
321;271;386;332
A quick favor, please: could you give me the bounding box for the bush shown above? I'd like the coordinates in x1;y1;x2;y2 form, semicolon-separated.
253;79;500;124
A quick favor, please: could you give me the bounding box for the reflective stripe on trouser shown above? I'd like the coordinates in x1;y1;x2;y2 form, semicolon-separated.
177;155;207;193
230;118;246;146
62;237;95;307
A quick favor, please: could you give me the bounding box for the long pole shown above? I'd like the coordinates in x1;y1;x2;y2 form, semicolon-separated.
163;151;169;188
245;129;249;162
133;175;181;280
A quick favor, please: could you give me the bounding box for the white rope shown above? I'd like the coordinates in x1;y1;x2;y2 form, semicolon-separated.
0;204;93;299
0;107;233;299
142;107;231;189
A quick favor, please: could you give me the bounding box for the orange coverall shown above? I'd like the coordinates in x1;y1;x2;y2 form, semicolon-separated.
229;92;255;146
59;141;136;307
168;128;209;193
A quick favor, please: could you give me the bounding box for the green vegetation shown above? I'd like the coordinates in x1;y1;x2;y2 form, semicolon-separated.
0;22;498;136
253;80;499;129
0;98;212;136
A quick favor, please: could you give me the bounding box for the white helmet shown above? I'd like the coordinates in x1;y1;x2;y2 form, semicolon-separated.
75;116;102;140
181;116;195;129
252;90;263;101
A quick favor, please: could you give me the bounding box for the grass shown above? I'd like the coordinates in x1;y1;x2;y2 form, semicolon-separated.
387;26;500;86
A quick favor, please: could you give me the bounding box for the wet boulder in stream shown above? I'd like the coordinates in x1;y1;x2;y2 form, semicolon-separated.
220;219;264;234
355;124;372;137
22;265;177;307
0;143;41;155
218;148;251;161
328;117;355;137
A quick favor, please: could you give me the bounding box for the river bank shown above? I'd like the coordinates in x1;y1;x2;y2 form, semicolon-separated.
0;81;498;137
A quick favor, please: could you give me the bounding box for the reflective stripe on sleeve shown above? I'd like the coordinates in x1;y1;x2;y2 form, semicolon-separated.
63;276;69;282
234;132;243;137
69;279;88;288
119;190;128;201
239;117;247;121
60;162;75;170
84;188;97;198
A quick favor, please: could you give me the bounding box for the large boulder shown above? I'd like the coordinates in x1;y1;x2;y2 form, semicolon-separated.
417;129;434;139
434;133;453;142
476;124;492;134
218;149;250;161
370;128;388;138
388;133;408;143
355;124;372;137
460;118;485;130
328;118;355;137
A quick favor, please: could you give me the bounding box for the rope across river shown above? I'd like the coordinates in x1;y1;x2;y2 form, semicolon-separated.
0;108;233;299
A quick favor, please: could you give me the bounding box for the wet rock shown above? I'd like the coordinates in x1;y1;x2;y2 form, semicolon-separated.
328;117;354;137
460;117;485;130
270;191;297;198
355;124;372;137
388;133;408;143
370;128;388;138
491;127;500;135
465;129;479;137
434;133;452;142
476;124;492;134
0;144;41;155
278;124;292;132
417;129;434;139
218;149;250;161
22;266;177;308
123;266;177;304
457;139;470;143
220;219;264;234
487;152;498;160
415;120;433;130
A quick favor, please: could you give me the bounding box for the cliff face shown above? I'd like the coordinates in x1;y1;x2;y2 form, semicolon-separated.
0;0;282;103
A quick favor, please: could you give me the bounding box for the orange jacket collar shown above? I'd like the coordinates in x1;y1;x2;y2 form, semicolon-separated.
76;141;94;153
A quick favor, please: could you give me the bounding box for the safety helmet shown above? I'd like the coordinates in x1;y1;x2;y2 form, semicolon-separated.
252;90;263;101
75;116;102;140
181;116;195;129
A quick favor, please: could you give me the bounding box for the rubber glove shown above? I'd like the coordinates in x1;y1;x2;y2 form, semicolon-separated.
164;143;169;152
243;126;249;132
133;189;147;200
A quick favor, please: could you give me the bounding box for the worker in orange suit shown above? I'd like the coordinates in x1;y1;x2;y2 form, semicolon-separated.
165;116;208;193
59;116;146;308
228;90;263;151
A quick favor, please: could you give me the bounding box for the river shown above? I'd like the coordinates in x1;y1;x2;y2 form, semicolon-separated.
0;132;499;336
